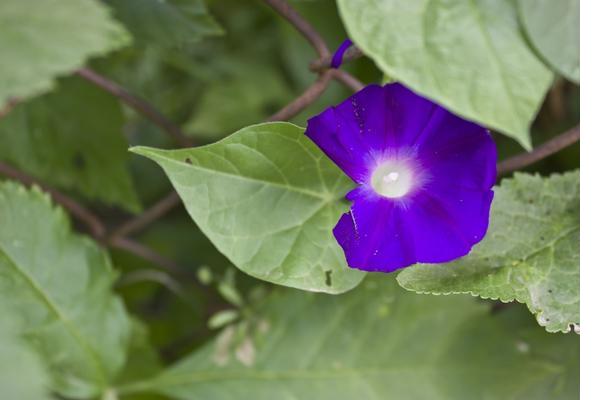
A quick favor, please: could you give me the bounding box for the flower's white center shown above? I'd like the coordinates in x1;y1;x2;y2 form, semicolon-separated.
370;161;413;198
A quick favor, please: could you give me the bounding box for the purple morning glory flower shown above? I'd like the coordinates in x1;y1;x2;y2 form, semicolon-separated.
305;83;496;272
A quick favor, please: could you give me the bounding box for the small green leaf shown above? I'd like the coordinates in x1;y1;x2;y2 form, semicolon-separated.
208;310;240;330
0;0;130;103
0;182;132;398
398;171;579;333
119;278;579;400
196;266;213;285
107;0;223;48
336;0;554;149
518;0;580;82
218;268;245;307
0;306;51;400
0;76;140;212
131;122;365;293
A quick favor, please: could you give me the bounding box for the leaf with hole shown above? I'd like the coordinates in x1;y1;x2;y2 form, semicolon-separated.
398;171;580;333
131;122;365;294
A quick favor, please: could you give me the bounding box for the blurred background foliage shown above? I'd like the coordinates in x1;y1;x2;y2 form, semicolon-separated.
0;0;579;399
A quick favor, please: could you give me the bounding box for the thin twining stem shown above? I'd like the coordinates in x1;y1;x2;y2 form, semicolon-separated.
77;68;194;147
109;191;181;240
263;0;330;60
0;161;106;238
332;69;366;93
268;70;334;121
109;236;191;277
497;125;580;175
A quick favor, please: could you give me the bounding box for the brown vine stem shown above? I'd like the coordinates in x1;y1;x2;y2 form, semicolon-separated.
263;0;330;60
0;98;19;119
310;45;364;72
332;69;366;93
0;161;106;238
109;191;181;240
76;68;194;147
497;125;580;175
109;236;191;277
268;70;334;121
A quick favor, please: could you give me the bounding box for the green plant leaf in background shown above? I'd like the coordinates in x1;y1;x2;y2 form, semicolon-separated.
0;307;51;400
118;278;579;400
336;0;553;149
107;0;223;48
0;0;130;104
0;76;140;212
0;182;132;398
116;318;166;400
398;171;579;333
184;61;291;140
518;0;580;83
131;122;366;293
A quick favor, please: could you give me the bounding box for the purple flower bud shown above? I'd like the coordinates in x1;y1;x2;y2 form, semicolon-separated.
306;83;496;272
330;39;353;69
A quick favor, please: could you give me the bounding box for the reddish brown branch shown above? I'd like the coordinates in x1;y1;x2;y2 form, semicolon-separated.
268;71;333;121
310;46;364;72
263;0;330;59
0;98;19;119
109;236;189;276
110;191;181;240
497;125;580;175
76;68;193;147
332;69;366;93
0;161;106;238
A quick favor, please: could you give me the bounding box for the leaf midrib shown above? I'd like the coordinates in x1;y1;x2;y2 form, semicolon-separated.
0;245;107;387
140;149;339;201
121;359;562;394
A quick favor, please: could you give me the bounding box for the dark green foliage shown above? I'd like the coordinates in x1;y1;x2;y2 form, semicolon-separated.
0;1;579;399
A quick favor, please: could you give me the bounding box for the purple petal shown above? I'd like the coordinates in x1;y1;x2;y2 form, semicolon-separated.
334;186;493;272
306;84;440;182
414;108;497;191
333;195;417;272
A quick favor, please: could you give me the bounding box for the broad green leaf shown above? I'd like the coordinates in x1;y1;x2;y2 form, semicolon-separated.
0;307;51;400
398;171;580;333
0;0;130;104
336;0;553;149
0;76;140;212
118;278;579;400
107;0;223;48
0;182;132;398
518;0;580;83
131;122;365;293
